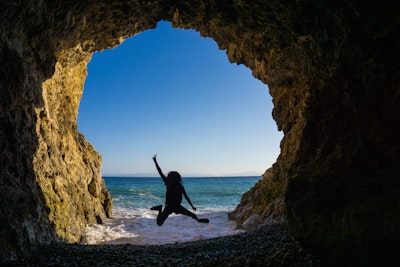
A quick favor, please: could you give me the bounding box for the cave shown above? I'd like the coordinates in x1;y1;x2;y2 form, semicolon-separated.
0;0;399;265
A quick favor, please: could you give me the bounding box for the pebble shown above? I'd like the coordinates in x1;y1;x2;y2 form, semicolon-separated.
11;225;320;266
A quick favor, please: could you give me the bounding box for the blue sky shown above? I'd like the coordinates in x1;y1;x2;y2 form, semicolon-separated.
77;21;282;177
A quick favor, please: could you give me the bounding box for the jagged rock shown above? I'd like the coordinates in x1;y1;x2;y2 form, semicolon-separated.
229;168;286;230
0;0;399;265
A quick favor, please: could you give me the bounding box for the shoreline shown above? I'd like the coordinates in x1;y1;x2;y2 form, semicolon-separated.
11;224;320;266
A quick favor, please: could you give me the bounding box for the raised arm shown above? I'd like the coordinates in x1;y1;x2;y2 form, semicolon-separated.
152;154;167;184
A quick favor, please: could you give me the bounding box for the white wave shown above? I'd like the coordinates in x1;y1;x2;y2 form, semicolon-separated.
82;209;243;245
82;219;139;245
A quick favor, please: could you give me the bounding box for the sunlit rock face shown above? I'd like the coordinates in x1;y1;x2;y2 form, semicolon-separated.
0;0;399;265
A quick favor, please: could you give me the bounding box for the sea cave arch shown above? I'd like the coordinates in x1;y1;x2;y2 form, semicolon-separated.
78;21;280;178
0;0;399;265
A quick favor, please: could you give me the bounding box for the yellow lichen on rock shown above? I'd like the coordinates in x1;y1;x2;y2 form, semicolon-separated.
33;45;112;242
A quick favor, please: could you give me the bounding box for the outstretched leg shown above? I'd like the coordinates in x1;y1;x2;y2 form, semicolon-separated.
154;205;173;226
176;205;209;223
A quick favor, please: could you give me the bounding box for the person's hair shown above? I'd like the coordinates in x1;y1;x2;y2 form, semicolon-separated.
168;171;182;183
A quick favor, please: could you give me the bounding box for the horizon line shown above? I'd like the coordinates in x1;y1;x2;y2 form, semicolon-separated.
102;173;263;178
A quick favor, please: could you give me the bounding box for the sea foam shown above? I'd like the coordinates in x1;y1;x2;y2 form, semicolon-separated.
83;209;243;245
82;176;259;245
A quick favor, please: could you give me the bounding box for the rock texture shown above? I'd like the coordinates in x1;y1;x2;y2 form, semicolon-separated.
0;0;399;266
35;46;112;242
0;0;163;261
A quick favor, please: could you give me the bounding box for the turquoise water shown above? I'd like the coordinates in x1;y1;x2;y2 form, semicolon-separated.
104;176;260;211
83;176;261;245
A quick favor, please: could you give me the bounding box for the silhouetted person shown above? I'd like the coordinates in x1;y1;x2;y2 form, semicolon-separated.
150;154;209;226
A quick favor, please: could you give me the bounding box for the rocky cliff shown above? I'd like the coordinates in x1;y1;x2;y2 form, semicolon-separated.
1;0;399;265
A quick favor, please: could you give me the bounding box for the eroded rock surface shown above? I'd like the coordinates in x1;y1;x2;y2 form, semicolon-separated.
1;0;399;265
0;0;163;261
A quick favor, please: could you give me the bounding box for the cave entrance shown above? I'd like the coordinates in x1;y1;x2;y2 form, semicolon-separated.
77;21;283;244
77;21;282;177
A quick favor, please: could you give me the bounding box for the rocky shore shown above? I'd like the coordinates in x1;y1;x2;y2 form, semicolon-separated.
9;225;319;266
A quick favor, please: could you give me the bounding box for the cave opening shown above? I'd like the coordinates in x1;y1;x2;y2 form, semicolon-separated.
76;21;283;244
77;21;282;177
1;1;397;264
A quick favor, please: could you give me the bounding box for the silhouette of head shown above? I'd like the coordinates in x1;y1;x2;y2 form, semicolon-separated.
168;171;181;183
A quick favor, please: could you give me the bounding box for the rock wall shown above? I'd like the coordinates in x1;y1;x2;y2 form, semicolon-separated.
0;0;163;261
1;0;399;265
34;45;112;243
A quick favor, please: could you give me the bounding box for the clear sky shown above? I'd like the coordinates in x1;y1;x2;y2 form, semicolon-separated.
77;21;283;177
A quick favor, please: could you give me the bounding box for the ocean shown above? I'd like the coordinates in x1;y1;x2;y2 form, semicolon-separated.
82;176;261;245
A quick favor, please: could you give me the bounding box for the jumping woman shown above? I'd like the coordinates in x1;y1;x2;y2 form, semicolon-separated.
150;154;209;226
